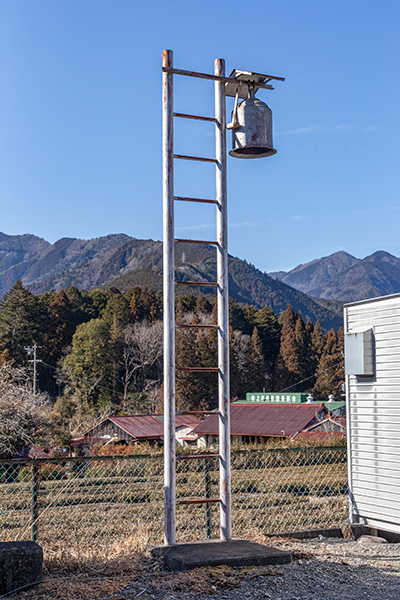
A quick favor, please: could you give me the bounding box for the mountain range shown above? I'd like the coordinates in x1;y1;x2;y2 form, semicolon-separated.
5;232;400;328
0;232;341;330
269;250;400;302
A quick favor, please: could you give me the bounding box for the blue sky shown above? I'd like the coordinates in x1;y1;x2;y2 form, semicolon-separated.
0;0;399;272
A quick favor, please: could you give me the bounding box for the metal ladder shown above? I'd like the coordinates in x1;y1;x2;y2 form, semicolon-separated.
162;49;231;545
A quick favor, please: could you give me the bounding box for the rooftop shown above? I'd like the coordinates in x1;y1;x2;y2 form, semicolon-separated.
193;403;326;438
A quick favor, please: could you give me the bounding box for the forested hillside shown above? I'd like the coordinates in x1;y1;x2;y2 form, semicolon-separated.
0;281;344;453
0;232;341;330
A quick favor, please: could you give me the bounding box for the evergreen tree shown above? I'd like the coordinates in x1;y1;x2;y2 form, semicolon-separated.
39;291;56;310
195;296;212;315
102;294;131;330
127;287;161;324
130;287;146;322
83;289;108;320
102;294;131;403
294;314;309;388
196;320;218;409
62;318;112;413
302;317;316;387
43;290;76;361
230;300;250;333
175;294;197;316
142;287;162;323
313;328;344;401
41;290;77;393
245;327;266;391
175;312;208;411
229;326;246;399
0;281;45;364
252;306;281;382
273;306;302;390
65;286;87;327
310;320;326;375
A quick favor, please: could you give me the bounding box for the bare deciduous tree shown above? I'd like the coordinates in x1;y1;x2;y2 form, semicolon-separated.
120;320;163;410
232;330;251;370
0;364;50;457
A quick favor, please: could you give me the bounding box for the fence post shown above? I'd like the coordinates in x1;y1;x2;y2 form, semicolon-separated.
204;458;212;539
31;460;40;543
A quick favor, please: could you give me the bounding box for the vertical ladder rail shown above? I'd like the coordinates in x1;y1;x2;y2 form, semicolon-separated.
162;48;176;546
162;51;232;545
215;58;231;541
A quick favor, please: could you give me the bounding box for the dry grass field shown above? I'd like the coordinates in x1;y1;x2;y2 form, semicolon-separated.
0;448;347;549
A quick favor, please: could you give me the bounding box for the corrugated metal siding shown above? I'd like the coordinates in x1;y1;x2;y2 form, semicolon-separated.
346;294;400;529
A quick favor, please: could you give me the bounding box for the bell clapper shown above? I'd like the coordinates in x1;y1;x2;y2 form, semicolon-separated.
226;82;242;130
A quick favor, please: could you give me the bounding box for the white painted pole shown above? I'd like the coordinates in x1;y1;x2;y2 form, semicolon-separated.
162;48;176;545
215;58;231;541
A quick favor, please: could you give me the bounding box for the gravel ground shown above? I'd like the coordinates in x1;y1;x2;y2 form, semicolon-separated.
9;536;400;600
104;536;400;600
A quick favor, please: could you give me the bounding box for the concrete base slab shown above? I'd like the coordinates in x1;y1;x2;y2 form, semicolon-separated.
152;538;291;571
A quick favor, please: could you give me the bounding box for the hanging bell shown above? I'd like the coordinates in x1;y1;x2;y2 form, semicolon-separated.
228;89;276;159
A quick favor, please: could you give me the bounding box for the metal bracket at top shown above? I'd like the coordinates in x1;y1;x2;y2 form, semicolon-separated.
225;69;285;98
161;67;284;96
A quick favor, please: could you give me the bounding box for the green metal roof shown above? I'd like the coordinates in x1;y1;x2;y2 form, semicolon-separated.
322;401;346;411
235;393;346;412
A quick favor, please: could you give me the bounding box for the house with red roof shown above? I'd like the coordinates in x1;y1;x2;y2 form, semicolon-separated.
73;413;201;451
192;403;327;448
291;415;346;442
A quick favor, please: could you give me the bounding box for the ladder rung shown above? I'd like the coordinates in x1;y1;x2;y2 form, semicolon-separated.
176;366;219;373
174;112;217;123
176;323;218;329
174;196;219;205
174;154;218;164
177;454;220;460
176;498;221;505
177;410;219;415
176;281;218;287
175;238;219;246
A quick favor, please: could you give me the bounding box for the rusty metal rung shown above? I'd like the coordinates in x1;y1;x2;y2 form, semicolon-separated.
176;497;221;506
173;112;217;123
174;154;218;164
176;281;218;287
176;454;220;460
175;238;219;246
177;410;219;415
176;366;219;373
174;196;219;205
176;323;218;329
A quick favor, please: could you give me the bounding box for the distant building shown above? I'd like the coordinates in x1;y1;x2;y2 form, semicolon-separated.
291;416;346;442
239;391;346;416
193;403;327;448
12;446;51;459
73;413;201;451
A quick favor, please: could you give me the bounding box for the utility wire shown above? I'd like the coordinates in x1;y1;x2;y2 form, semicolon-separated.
277;359;343;394
39;359;147;401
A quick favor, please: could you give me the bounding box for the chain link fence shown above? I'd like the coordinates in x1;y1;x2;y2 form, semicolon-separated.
0;447;348;554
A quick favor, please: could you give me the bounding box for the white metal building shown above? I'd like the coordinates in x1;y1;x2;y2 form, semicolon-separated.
344;293;400;533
